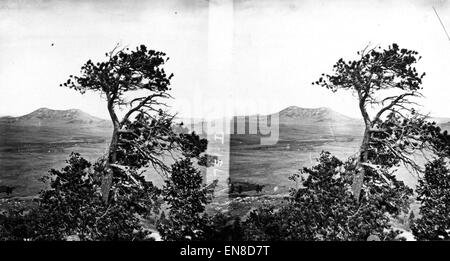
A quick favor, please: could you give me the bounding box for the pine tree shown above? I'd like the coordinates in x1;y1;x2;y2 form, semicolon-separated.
158;158;209;240
412;158;450;240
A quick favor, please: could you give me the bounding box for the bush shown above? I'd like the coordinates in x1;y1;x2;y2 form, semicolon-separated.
158;158;210;241
1;153;161;241
0;200;37;240
240;152;411;241
411;158;450;240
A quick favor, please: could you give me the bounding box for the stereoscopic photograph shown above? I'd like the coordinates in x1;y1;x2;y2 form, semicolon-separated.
1;0;450;247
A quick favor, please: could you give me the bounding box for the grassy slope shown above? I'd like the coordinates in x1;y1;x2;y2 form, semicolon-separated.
1;115;448;199
0;123;111;197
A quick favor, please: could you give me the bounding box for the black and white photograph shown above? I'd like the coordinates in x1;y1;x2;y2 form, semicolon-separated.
1;0;450;250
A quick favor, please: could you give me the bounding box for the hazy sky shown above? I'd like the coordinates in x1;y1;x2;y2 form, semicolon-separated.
1;0;450;120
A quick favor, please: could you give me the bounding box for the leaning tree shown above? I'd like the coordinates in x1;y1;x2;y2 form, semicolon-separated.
62;44;206;203
314;43;427;202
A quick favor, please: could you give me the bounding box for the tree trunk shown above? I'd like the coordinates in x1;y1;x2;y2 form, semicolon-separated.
101;99;120;203
353;95;371;203
352;125;370;202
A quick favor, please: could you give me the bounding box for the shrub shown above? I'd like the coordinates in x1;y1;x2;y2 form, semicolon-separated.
158;158;210;240
240;152;411;241
1;153;161;241
411;158;450;240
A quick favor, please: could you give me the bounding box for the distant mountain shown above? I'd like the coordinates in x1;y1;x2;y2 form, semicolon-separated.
0;108;112;197
177;106;450;140
276;106;359;125
0;108;111;127
181;106;364;145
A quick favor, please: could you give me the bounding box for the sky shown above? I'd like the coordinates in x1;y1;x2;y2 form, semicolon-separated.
1;0;450;120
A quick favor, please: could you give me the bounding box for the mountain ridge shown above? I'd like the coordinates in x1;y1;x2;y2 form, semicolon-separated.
0;107;111;127
276;106;358;124
178;106;359;124
2;106;448;129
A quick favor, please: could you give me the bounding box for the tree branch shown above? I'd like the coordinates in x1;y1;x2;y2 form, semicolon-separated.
372;92;416;123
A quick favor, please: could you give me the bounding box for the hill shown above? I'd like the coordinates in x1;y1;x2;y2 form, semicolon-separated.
276;106;359;125
0;108;111;127
0;108;112;197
